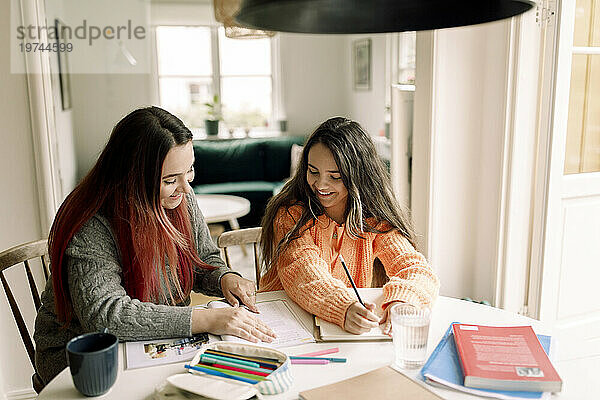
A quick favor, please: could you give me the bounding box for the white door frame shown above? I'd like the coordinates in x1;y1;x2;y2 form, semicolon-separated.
494;7;549;314
17;0;60;235
411;30;436;258
527;0;571;321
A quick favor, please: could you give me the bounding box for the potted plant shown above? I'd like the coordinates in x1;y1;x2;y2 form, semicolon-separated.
204;94;222;136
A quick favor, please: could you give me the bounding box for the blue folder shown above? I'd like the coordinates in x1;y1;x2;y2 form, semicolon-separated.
420;322;551;400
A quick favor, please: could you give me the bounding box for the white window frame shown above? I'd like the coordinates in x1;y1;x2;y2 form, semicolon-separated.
153;24;280;134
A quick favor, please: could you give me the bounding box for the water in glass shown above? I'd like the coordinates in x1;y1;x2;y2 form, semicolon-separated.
391;304;431;369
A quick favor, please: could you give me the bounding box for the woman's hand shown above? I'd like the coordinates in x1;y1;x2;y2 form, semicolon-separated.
380;300;403;336
192;306;277;343
220;273;259;313
343;301;381;334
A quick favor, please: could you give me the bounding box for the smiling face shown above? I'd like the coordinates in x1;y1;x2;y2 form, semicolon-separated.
306;142;348;223
159;141;195;209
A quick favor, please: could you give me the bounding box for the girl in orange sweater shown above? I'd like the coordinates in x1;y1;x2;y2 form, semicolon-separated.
260;117;439;335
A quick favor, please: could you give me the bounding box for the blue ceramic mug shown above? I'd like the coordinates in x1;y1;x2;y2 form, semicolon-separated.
66;330;118;396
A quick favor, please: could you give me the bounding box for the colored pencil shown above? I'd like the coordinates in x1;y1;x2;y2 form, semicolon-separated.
201;361;270;377
193;363;267;381
290;356;347;363
184;364;259;384
291;359;329;365
204;349;280;364
200;354;260;368
296;348;339;357
204;349;279;369
338;255;365;307
200;355;273;373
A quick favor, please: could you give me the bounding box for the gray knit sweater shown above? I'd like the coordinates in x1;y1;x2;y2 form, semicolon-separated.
33;194;232;384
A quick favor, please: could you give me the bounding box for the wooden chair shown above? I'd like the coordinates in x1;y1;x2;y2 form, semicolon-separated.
217;227;262;290
0;239;49;393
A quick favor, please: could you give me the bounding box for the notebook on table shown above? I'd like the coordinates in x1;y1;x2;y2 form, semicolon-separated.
314;288;391;342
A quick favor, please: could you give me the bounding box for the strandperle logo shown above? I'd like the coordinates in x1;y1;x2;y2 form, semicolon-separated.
16;19;146;46
10;0;151;74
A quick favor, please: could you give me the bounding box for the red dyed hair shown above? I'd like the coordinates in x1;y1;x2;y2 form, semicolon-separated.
49;107;213;324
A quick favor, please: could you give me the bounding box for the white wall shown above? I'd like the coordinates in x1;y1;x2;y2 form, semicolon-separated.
472;22;512;304
423;20;511;302
65;0;153;179
0;0;44;396
343;34;387;138
151;1;215;25
70;74;153;178
279;33;348;135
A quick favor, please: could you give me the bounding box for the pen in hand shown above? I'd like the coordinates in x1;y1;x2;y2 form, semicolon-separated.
338;255;365;307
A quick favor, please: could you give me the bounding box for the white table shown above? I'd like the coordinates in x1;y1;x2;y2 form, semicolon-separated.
37;296;581;400
195;194;251;229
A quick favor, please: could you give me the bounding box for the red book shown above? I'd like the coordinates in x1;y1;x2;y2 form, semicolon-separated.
452;324;562;393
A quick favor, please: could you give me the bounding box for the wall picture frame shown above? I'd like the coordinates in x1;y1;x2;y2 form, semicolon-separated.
353;38;371;91
55;18;72;110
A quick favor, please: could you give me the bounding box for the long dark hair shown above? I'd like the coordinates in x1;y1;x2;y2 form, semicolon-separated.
261;117;416;272
49;106;210;324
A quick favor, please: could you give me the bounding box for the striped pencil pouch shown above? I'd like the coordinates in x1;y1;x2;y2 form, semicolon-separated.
160;341;292;399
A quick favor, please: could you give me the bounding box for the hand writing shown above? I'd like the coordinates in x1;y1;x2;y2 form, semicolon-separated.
343;301;380;334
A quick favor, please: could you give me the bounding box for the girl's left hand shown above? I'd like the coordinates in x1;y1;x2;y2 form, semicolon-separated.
220;273;259;313
380;300;404;336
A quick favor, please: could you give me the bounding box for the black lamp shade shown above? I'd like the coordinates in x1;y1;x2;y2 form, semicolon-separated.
235;0;536;34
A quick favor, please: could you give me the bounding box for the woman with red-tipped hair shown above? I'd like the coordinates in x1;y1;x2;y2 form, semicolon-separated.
33;107;275;385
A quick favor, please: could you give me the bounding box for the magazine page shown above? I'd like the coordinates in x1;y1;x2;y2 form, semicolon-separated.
125;334;209;370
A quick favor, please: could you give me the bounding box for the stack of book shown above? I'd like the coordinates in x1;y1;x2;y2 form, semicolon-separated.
420;323;562;400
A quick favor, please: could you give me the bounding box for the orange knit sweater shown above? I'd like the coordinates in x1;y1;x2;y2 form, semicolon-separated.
260;205;440;328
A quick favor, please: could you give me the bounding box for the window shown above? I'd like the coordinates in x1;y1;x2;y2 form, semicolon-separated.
156;26;273;134
564;0;600;174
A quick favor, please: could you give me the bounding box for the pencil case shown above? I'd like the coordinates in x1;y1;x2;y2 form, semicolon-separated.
159;341;292;400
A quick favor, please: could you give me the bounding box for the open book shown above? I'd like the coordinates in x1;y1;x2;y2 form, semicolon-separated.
314;288;391;341
206;296;315;348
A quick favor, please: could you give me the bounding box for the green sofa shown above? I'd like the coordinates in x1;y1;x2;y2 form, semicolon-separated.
191;136;306;228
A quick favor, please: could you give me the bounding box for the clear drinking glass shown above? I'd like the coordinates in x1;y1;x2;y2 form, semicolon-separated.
390;303;431;369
